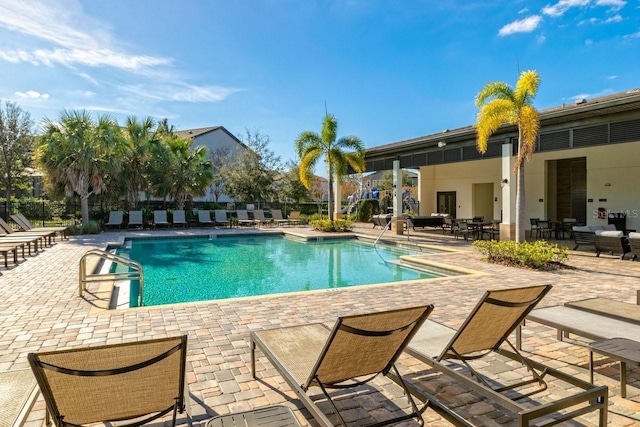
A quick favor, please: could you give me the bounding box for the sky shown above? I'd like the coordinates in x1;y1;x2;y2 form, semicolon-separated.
0;0;639;166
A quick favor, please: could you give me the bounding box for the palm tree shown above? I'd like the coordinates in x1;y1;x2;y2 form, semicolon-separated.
475;70;541;242
119;116;156;209
37;110;124;224
147;133;213;210
295;114;366;220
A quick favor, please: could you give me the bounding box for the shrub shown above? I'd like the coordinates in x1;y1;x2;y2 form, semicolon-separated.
472;239;569;270
357;199;380;222
67;220;101;235
309;219;353;232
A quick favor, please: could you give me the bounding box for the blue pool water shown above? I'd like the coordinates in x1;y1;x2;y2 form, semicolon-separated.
114;235;447;306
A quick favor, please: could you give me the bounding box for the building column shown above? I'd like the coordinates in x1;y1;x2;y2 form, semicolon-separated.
500;141;517;240
393;159;404;235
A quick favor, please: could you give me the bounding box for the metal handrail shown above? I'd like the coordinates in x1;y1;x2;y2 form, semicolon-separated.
373;219;392;246
79;249;144;307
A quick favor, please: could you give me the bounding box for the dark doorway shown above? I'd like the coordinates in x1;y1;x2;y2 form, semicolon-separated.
555;157;586;224
437;191;456;218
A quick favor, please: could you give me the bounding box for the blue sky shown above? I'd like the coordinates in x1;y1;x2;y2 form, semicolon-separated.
0;0;638;165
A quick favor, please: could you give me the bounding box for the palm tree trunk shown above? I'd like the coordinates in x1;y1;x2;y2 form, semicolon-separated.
81;194;90;225
515;163;526;243
327;161;333;221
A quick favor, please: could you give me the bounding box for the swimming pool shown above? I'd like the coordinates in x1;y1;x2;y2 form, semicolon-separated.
113;235;453;307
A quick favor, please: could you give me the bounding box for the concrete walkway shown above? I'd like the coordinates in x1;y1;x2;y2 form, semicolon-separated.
2;223;640;426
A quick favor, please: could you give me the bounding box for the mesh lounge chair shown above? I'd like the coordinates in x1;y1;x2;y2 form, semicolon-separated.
287;210;305;227
0;369;40;427
104;211;124;229
270;209;289;226
128;210;144;229
198;210;214;226
28;335;190;427
11;213;69;239
405;284;608;426
251;305;463;427
252;209;273;227
214;210;230;228
236;210;256;227
172;210;188;228
153;210;170;228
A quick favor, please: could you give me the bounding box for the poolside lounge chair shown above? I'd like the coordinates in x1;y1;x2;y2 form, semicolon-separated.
628;232;640;261
251;305;463;427
172;210;188;228
270;209;289;226
0;369;40;427
28;335;190;427
197;210;214;226
207;406;301;427
0;242;25;268
0;231;41;254
236;210;256;226
406;284;608;426
153;210;170;228
11;213;69;239
595;229;630;259
252;209;272;227
213;210;230;228
0;217;54;247
128;210;144;229
104;211;124;229
287;210;305;226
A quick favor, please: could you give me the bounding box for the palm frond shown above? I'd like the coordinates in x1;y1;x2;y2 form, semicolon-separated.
321;115;338;146
514;70;540;106
294;131;322;158
514;105;541;170
299;147;322;188
475;99;516;152
475;82;513;107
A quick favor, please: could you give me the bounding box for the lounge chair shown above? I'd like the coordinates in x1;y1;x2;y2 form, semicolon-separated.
287;210;305;226
595;229;630;259
153;210;170;228
270;209;289;226
0;217;54;247
213;210;230;228
11;213;69;239
0;369;40;427
172;210;188;228
252;209;273;227
207;406;301;427
251;305;463;427
236;210;256;226
628;232;640;261
28;335;190;427
128;210;144;229
104;211;124;229
0;231;41;254
197;209;214;226
406;284;608;426
0;242;25;268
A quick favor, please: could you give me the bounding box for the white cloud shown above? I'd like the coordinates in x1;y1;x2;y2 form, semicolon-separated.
518;7;529;13
119;84;244;104
14;90;49;100
585;38;594;44
623;30;640;38
604;14;623;22
606;75;618;79
595;0;626;11
498;15;542;35
537;34;547;43
542;0;590;17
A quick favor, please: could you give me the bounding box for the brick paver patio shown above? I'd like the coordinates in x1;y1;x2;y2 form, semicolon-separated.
2;223;640;426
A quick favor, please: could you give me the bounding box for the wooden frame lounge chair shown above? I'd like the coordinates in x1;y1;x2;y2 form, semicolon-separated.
595;229;630;259
251;305;464;427
28;335;190;427
270;209;290;226
128;210;144;229
0;217;56;246
628;232;640;261
11;213;69;239
236;210;256;227
153;210;171;228
406;285;608;427
104;211;124;229
198;210;214;226
172;210;188;228
0;232;41;254
0;242;25;268
213;210;230;228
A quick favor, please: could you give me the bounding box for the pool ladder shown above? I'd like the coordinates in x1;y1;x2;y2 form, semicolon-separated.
79;249;144;306
373;220;392;246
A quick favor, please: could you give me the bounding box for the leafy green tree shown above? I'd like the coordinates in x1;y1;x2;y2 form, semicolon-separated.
0;101;35;216
275;161;310;204
295;114;365;220
37;110;124;224
475;70;541;242
119;116;156;209
147;133;214;210
222;129;281;205
379;170;413;193
209;147;230;202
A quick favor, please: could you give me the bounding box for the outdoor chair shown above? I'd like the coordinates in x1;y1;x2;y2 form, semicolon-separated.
270;209;290;226
405;284;608;426
172;210;188;228
252;209;273;227
250;305;461;427
442;216;453;234
28;335;190;427
0;369;40;427
11;213;69;239
0;217;55;246
153;210;170;228
104;211;124;229
595;229;631;259
482;220;500;240
236;210;256;226
529;218;540;238
0;242;25;268
128;210;144;229
560;218;577;239
628;232;640;261
454;221;470;240
287;210;305;226
197;210;214;226
0;230;42;254
536;220;552;240
214;210;231;228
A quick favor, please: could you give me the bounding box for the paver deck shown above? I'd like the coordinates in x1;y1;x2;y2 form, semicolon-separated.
2;223;640;426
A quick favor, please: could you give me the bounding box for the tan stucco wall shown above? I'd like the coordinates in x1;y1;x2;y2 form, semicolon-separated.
417;140;640;231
